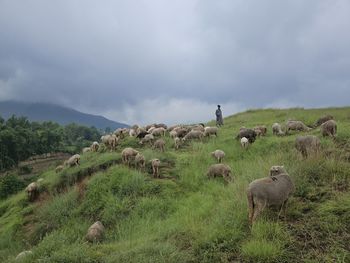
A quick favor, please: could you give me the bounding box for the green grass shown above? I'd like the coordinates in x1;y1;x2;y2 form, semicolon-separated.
1;107;350;262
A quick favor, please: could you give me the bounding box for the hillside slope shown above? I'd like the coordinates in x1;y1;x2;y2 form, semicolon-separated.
1;107;350;262
0;101;128;130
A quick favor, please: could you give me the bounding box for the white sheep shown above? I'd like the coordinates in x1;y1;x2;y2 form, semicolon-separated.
91;141;99;152
65;154;81;167
174;137;181;149
121;147;139;166
135;152;146;171
182;130;204;142
211;150;225;163
204;126;218;137
169;130;178;139
153;138;166;152
151;127;166;137
139;134;154;145
240;137;249;149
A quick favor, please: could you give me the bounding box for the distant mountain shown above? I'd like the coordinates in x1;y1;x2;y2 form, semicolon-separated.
0;101;128;130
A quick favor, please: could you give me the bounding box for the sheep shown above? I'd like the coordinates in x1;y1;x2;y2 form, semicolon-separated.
135;152;146;171
15;250;33;261
25;182;39;201
211;150;225;163
55;164;64;173
145;124;156;131
136;131;149;139
129;128;137;137
174;137;181;149
121;147;139;166
295;135;320;158
174;127;189;138
153;139;166;152
254;125;267;136
204;126;218;137
151;159;161;178
148;126;156;133
151;127;166;137
269;165;288;177
236;129;257;143
155;123;168;129
82;147;91;153
101;134;118;151
139;133;154;145
320;120;337;138
272;123;284;136
182;130;204;142
91;141;99;152
169;130;178;139
247;169;295;224
113;128;124;138
240;137;249;149
286;120;312;134
314;115;334;127
65;154;81;167
191;125;205;132
206;164;233;183
85;221;105;243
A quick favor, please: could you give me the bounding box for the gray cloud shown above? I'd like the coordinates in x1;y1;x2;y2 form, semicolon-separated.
0;0;349;124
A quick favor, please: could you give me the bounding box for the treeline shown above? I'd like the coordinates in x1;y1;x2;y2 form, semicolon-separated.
0;115;101;171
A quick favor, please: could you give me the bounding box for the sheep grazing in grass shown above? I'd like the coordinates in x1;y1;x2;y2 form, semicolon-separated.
272;123;284;136
204;126;218;137
314;115;334;127
240;137;249;149
320;120;337;138
65;154;81;167
254;125;267;136
182;130;204;142
247;167;294;224
237;129;257;144
206;164;233;183
55;164;64;173
135;152;146;171
91;141;99;152
169;130;178;139
295;135;320;158
286;120;312;134
151;127;166;137
151;159;161;178
139;134;154;145
191;125;205;132
85;221;105;243
15;250;33;261
175;128;189;138
153;139;166;152
121;147;139;166
174;137;181;149
25;182;39;201
82;147;91;153
129;129;137;137
136;131;149;139
101;134;118;151
211;150;225;163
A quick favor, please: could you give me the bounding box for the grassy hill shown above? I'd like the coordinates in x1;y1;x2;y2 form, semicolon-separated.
1;107;349;262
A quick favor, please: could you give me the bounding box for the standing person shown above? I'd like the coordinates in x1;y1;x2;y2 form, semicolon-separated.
216;105;223;126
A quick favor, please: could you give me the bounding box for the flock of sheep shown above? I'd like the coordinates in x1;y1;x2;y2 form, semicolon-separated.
22;114;338;245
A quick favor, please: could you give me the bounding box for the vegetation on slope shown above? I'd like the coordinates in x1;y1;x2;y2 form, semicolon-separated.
1;107;350;262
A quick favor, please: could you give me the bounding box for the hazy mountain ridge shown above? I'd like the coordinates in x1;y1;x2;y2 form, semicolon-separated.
0;101;128;130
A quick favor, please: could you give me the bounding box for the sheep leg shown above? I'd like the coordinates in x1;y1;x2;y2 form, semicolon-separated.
252;200;265;223
278;199;288;221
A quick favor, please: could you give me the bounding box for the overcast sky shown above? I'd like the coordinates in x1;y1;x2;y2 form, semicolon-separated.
0;0;349;125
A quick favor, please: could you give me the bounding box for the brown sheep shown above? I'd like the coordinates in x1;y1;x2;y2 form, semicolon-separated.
314;115;334;127
206;164;233;183
151;159;161;178
254;125;267;136
182;130;204;142
85;221;105;243
153;139;166;152
295;135;320;158
320;120;337;138
247;170;295;224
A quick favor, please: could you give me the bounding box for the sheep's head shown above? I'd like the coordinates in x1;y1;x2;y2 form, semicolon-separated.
269;165;287;176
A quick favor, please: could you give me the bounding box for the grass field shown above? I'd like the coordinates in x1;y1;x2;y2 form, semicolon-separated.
1;107;350;262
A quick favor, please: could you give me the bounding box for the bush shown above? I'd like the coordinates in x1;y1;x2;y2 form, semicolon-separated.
0;174;25;199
